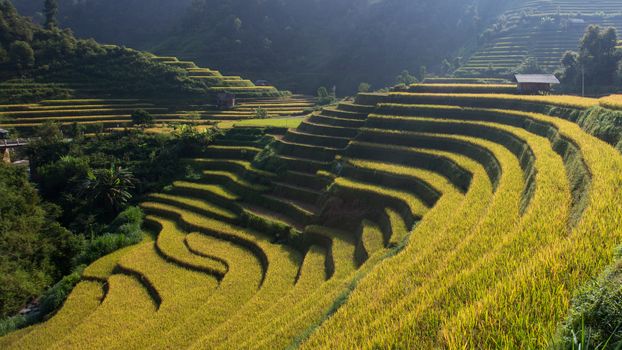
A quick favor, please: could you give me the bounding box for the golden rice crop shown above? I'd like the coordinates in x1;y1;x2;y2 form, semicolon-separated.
124;205;302;350
390;92;599;109
6;91;621;349
105;213;268;350
408;83;517;94
49;272;159;350
599;94;622;110
301;129;527;348
0;282;104;350
303;106;622;348
234;159;467;349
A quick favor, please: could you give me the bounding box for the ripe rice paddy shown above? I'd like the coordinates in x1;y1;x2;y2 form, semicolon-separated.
3;86;622;349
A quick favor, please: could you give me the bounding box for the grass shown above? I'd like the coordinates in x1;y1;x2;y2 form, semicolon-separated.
407;83;517;94
217;116;304;129
389;92;599;109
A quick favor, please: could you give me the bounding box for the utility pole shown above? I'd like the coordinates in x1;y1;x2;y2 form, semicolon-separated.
582;64;585;97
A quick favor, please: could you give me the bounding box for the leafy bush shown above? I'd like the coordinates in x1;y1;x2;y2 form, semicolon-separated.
255;107;269;119
317;86;336;106
0;163;77;318
358;82;371;93
395;70;418;85
74;206;144;266
556;256;622;349
131;109;154;126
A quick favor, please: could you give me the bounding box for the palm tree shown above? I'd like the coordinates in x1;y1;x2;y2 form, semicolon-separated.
80;165;137;216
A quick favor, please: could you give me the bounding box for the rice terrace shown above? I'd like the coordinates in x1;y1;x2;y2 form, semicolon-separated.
1;0;622;349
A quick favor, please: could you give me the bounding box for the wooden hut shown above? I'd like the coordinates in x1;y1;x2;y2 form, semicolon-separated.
514;74;560;94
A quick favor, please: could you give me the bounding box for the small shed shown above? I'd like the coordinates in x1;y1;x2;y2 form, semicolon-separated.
0;128;9;139
568;18;586;26
217;93;236;109
514;74;560;94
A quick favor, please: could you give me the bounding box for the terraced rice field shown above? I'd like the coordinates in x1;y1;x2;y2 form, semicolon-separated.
2;86;622;349
457;0;622;76
151;55;280;96
0;96;315;133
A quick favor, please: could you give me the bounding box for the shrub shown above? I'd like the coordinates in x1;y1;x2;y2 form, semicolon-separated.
131;109;154;126
395;70;418;85
255;107;269;119
73;206;144;265
317;86;336;105
557;257;622;349
358;82;371;93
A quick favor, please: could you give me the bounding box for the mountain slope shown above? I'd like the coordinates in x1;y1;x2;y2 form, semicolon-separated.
457;0;622;77
13;0;513;93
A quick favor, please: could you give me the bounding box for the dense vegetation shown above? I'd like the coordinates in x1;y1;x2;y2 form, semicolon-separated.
13;0;514;93
0;162;76;318
28;123;219;234
0;122;220;324
558;25;622;92
0;0;211;102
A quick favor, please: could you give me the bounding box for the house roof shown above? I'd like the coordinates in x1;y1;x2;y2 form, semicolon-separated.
515;74;560;84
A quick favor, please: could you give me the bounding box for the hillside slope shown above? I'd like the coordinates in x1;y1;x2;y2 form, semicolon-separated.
458;0;622;77
0;1;280;103
13;0;512;93
3;84;622;348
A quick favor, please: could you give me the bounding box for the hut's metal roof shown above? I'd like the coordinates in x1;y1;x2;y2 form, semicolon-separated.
514;74;560;84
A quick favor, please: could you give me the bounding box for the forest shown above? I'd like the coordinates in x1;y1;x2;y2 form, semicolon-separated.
14;0;513;93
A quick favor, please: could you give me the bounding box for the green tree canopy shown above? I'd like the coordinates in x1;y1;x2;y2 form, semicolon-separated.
131;109;154;126
9;40;34;68
395;70;418;85
43;0;58;29
358;82;371;93
559;25;621;88
0;163;77;317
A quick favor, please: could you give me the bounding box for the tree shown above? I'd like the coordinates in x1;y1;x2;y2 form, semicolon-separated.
44;0;59;29
0;163;76;317
419;66;427;82
395;70;418;85
233;17;242;32
9;41;35;68
0;47;8;64
254;107;268;119
560;25;621;89
316;86;335;105
131;109;153;126
358;82;371;93
558;51;580;86
80;165;137;217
